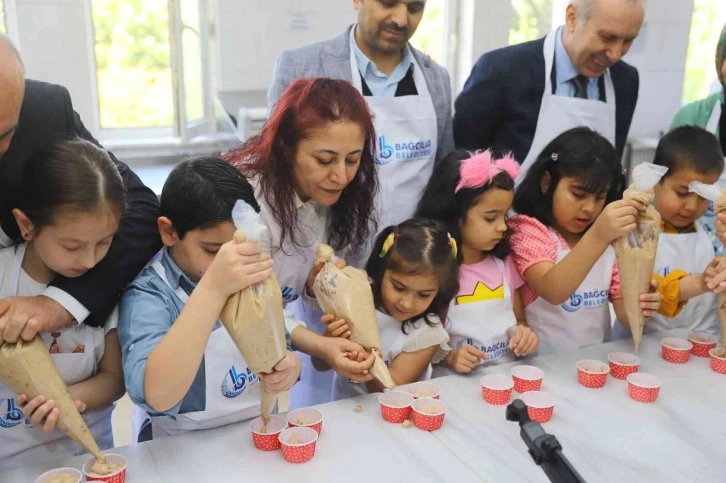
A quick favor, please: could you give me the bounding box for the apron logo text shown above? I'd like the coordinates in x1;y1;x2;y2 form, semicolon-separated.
221;365;258;399
562;290;608;312
457;338;511;361
376;135;433;165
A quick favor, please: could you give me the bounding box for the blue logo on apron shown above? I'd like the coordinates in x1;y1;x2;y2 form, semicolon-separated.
377;136;394;165
561;293;583;313
0;398;24;429
221;365;258;399
457;338;511;360
281;286;298;303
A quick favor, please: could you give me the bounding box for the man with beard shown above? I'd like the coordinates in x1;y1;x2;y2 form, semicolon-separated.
266;0;453;408
454;0;645;182
268;0;453;230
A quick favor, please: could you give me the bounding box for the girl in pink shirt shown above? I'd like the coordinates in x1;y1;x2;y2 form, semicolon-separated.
417;150;539;375
510;127;661;356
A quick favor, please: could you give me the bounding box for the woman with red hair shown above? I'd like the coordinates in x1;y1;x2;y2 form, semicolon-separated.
225;78;379;407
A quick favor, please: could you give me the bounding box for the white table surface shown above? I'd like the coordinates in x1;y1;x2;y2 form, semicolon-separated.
3;329;725;483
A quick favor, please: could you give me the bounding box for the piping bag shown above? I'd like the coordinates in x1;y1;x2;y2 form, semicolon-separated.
313;245;395;389
615;163;667;351
219;201;288;429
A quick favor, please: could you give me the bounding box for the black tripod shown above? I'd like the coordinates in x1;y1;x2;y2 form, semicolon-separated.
506;399;586;483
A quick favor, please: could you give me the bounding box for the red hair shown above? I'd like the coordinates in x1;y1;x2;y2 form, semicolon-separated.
224;78;378;253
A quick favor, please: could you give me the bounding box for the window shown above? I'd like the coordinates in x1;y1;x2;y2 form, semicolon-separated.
410;0;446;64
0;1;6;35
509;0;553;46
682;0;726;104
91;0;174;130
90;0;213;140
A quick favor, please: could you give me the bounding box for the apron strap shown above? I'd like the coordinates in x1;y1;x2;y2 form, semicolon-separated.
492;258;512;300
151;260;190;305
10;244;27;297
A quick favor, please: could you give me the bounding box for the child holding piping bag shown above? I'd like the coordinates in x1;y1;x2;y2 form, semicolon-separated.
321;219;456;399
417;150;540;375
0;139;125;470
118;158;300;441
614;127;726;343
509;127;662;356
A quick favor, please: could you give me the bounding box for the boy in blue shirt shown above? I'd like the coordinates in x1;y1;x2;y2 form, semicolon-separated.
118;157;301;440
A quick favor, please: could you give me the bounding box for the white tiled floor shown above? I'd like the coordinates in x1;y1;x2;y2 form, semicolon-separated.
111;393;134;448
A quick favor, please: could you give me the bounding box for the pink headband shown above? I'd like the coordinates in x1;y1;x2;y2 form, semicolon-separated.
454;150;520;193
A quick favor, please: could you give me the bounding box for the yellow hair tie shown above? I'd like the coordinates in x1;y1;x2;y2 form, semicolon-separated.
379;232;398;258
448;233;458;258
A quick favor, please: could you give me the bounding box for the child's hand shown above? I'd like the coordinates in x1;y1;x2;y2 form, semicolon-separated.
508;326;539;357
321;314;351;339
16;394;86;433
640;279;661;319
591;199;643;244
262;353;301;394
321;338;375;384
305;258;347;297
444;344;487;373
203;241;274;298
705;257;726;294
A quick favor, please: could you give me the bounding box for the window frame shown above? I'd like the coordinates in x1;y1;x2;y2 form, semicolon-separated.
85;0;216;143
2;0;20;43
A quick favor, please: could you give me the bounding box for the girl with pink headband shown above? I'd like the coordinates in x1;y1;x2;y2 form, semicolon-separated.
417;149;539;376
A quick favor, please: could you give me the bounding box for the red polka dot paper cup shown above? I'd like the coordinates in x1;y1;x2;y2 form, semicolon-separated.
287;407;323;435
480;374;514;405
82;454;127;483
607;352;640;380
709;348;726;375
279;427;319;464
661;338;693;364
406;381;440;399
250;415;287;451
411;397;447;431
510;365;544;393
576;360;610;389
687;333;717;357
379;391;414;423
521;391;555;423
36;468;82;483
627;373;662;403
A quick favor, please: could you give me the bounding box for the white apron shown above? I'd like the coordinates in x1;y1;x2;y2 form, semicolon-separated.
613;226;719;338
433;259;517;378
516;29;616;185
349;27;438;239
255;187;336;409
0;244;113;470
332;311;435;400
525;232;613;356
287;296;334;408
143;261;261;439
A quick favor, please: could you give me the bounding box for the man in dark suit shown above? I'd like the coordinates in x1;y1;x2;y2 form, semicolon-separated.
0;35;161;342
454;0;644;179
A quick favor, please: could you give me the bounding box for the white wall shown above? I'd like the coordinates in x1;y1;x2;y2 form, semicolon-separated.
216;0;356;93
14;0;97;133
624;1;695;138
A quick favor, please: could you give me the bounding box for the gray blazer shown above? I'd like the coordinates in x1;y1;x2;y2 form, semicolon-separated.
268;25;455;163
